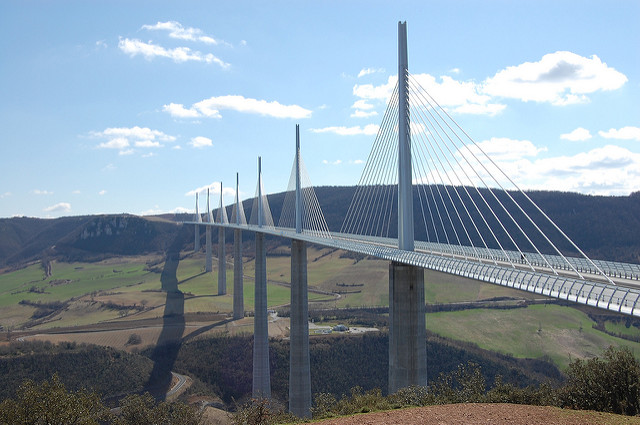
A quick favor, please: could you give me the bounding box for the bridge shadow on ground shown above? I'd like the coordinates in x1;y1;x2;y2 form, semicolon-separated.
144;226;189;401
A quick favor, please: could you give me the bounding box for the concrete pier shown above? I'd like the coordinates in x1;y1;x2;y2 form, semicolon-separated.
205;226;212;273
388;261;426;393
252;232;271;399
218;227;226;295
233;229;244;320
289;239;311;418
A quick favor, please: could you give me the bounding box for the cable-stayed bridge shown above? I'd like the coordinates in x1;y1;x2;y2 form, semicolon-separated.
184;22;640;418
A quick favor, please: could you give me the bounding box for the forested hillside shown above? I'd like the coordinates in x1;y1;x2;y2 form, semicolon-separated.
0;341;154;401
2;188;640;268
0;214;179;267
166;331;562;405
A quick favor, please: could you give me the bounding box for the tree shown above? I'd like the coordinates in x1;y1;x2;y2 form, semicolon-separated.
560;346;640;416
113;393;202;425
0;374;111;425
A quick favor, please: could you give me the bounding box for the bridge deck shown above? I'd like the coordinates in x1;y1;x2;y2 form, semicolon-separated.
186;221;640;317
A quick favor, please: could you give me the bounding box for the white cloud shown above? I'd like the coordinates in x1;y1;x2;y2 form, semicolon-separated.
561;127;592;142
449;68;461;74
99;137;129;149
599;126;640;141
190;136;213;148
350;99;379;118
163;103;203;118
165;95;312;119
483;51;628;105
185;182;236;198
322;159;342;165
33;189;53;195
72;190;81;195
463;137;547;162
141;21;226;45
44;202;71;213
353;75;397;100
357;67;384;78
353;159;364;164
118;38;229;68
1;192;12;198
461;144;640;195
410;74;506;116
351;110;378;118
352;100;375;110
93;126;175;155
310;124;379;136
135;140;162;148
98;190;107;195
353;74;505;116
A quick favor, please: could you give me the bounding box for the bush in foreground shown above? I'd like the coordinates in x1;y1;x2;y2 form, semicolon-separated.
0;374;202;425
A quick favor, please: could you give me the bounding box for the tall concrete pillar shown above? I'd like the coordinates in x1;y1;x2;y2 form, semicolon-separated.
218;227;227;295
205;189;213;273
194;193;201;252
289;239;311;418
205;226;212;273
252;232;271;398
194;224;200;252
389;261;426;393
233;229;244;320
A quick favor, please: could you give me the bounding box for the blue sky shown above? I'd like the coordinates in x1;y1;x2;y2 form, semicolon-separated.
1;0;639;219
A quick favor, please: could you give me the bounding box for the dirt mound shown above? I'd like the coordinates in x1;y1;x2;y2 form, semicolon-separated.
312;403;640;425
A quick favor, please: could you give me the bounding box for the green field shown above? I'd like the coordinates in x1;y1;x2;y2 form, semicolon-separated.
2;246;639;372
426;304;640;369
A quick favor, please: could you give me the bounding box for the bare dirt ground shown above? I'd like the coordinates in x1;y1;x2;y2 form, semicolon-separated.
312;404;640;425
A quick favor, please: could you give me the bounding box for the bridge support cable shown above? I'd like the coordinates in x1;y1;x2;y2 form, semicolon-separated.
404;72;613;283
409;89;502;265
249;157;275;229
407;76;531;269
403;71;614;283
279;158;331;238
340;86;400;239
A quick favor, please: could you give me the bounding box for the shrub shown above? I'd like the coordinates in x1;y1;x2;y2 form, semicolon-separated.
559;346;640;416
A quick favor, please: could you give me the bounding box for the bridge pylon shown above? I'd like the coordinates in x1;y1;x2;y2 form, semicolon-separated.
205;188;213;273
194;193;201;252
252;156;271;399
218;182;227;295
289;124;312;418
233;173;244;320
389;21;427;393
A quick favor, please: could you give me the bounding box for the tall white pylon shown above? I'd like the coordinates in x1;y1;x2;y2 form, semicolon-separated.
194;193;201;252
233;173;244;320
218;181;227;295
253;156;271;399
389;21;426;394
205;188;213;273
289;124;311;418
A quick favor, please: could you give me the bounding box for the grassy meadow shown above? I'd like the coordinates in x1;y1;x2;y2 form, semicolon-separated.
1;243;639;371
